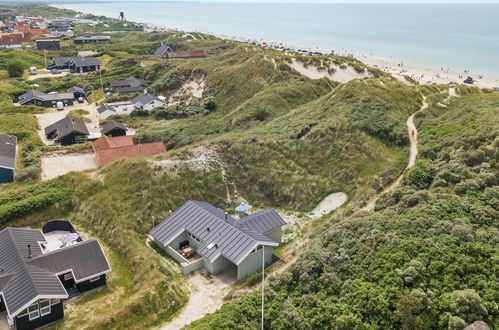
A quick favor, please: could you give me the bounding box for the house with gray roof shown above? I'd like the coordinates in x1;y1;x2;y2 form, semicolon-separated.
109;76;148;94
149;201;286;280
0;220;111;330
0;134;17;183
154;43;177;57
47;56;100;73
44;117;89;146
130;92;166;111
18;91;74;108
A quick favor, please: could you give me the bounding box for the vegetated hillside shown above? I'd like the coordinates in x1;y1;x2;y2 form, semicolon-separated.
186;90;499;330
0;31;424;329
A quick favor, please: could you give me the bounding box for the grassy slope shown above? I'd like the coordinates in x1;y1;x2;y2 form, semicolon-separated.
0;6;428;328
187;90;499;330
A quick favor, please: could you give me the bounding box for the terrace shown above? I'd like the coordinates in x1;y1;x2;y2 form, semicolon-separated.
40;220;84;253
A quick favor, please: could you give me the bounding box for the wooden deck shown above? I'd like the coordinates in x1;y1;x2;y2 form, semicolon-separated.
0;312;11;330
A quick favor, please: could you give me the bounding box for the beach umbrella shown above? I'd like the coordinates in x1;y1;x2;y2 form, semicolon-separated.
58;233;79;244
235;204;252;213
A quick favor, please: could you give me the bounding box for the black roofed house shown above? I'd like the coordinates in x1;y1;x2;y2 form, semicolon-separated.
44;117;89;146
0;134;17;183
66;86;86;101
0;220;111;330
149;201;286;280
47;56;100;73
18;91;74;108
101;120;127;137
35;39;60;51
109;76;148;94
74;34;111;44
130;92;166;111
154;43;177;57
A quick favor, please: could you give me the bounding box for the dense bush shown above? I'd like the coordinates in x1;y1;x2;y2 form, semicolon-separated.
7;62;24;77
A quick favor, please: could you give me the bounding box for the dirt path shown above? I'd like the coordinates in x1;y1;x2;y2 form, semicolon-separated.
159;273;233;330
360;96;428;211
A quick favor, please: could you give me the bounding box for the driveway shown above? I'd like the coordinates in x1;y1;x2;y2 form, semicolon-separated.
41;151;98;180
27;70;70;81
35;101;101;146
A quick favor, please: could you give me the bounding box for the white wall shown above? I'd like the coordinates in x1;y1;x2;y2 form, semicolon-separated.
237;246;273;280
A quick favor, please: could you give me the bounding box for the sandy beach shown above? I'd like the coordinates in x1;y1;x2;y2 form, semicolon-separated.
52;4;499;90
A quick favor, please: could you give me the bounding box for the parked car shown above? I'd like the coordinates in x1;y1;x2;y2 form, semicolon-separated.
56;101;64;110
492;87;499;91
77;97;84;103
51;69;61;74
29;67;37;75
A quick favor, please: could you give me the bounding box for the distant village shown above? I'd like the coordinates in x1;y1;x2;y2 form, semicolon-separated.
0;13;207;185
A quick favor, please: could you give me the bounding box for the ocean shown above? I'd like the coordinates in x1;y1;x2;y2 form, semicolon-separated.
53;2;499;77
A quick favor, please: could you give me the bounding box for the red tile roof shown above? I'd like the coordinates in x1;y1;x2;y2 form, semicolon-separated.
92;136;166;166
28;29;48;35
92;135;133;152
0;31;32;46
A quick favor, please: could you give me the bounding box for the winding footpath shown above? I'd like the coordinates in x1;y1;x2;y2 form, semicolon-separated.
157;95;429;330
360;96;428;211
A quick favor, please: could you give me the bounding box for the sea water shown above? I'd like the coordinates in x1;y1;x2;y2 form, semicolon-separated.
53;2;499;77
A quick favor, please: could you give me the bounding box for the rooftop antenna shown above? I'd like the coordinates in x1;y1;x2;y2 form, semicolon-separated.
28;245;32;258
261;246;265;330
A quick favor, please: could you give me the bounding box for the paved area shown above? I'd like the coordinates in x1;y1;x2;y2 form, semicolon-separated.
0;312;10;330
27;69;70;81
41;151;98;180
35;101;101;146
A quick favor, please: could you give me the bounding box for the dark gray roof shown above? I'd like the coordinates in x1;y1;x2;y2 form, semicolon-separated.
51;56;100;68
0;226;111;318
44;117;89;139
19;90;74;105
0;134;17;170
101;121;127;135
131;93;163;107
28;240;111;282
149;201;280;265
110;76;147;88
116;86;145;94
67;86;85;94
154;44;177;56
0;228;68;317
97;105;116;114
235;210;287;234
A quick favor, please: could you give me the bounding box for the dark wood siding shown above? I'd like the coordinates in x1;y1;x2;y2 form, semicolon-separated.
105;128;127;137
76;274;107;293
0;296;6;312
0;167;14;183
59;133;88;146
14;301;64;330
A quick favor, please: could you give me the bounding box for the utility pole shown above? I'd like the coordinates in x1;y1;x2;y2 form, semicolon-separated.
261;247;265;330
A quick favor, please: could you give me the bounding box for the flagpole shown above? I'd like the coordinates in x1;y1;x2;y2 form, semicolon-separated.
261;247;264;330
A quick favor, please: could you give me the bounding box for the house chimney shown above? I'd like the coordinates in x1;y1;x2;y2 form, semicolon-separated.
224;212;228;221
28;245;32;258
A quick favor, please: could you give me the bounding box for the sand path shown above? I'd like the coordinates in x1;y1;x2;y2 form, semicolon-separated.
361;95;428;211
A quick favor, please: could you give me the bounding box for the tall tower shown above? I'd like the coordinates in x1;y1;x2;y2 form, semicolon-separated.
119;12;125;21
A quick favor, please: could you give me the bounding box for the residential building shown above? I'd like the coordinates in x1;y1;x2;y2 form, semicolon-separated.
18;91;74;108
101;121;128;137
35;39;60;50
44;117;89;146
0;220;111;330
109;76;148;94
0;134;17;183
92;135;166;166
165;50;207;59
0;31;32;48
74;34;111;44
149;201;286;280
66;86;86;101
47;57;100;73
97;92;166;120
154;43;177;57
130;92;166;111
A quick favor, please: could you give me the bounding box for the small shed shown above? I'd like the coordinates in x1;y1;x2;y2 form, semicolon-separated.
101;121;127;137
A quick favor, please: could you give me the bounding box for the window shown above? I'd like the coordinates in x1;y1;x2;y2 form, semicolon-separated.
28;303;40;321
89;276;100;282
63;273;73;281
50;299;60;306
39;299;51;316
